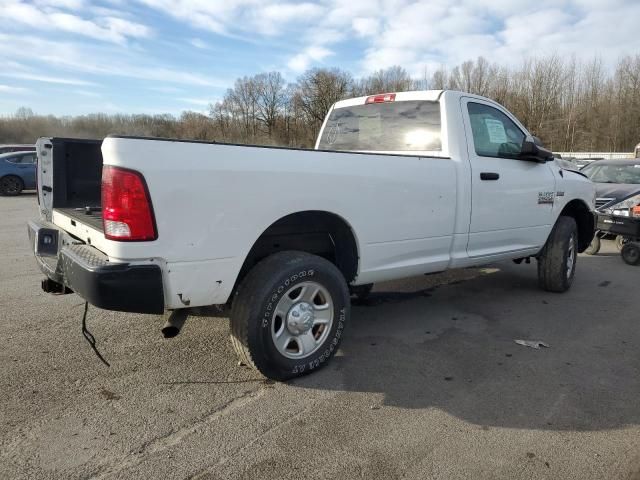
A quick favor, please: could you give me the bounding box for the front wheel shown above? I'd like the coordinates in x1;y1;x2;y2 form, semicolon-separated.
621;243;640;266
537;216;578;293
230;251;349;381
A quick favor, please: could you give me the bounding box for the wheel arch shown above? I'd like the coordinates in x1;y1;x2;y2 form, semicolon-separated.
557;199;595;253
233;210;360;297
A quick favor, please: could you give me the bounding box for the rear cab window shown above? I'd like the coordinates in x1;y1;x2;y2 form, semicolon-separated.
317;100;442;154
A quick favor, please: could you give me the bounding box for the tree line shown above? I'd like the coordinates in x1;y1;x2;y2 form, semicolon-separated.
1;54;639;152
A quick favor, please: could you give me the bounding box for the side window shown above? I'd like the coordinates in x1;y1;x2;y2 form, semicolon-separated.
467;102;525;159
20;154;36;164
5;156;18;164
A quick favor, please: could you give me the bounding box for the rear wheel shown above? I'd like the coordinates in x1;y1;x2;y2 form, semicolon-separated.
615;235;627;252
0;175;23;196
621;243;640;266
584;235;601;255
230;251;349;381
537;216;578;293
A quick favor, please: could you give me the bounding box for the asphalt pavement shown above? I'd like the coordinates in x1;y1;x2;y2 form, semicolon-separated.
1;193;639;480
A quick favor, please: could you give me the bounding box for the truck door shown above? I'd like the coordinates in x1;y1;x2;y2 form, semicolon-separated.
461;98;556;258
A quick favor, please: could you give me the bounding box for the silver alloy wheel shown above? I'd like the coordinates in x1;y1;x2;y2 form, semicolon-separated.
271;281;333;359
566;235;576;279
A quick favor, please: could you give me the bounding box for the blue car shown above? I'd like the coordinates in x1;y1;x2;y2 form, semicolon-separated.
0;150;37;196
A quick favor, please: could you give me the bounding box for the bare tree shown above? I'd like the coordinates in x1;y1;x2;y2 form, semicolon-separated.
4;55;640;151
356;66;414;95
295;68;353;139
254;72;287;138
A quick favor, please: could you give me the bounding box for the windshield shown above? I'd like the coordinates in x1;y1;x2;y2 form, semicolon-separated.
582;163;640;184
317;100;441;152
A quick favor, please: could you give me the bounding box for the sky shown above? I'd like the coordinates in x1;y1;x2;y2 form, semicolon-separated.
0;0;639;116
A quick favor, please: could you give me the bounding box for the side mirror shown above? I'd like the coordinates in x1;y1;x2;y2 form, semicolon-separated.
520;136;553;163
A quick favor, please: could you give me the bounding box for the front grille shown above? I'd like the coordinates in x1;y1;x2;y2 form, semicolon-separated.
595;198;615;210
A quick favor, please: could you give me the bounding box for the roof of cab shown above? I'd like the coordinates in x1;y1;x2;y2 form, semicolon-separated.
332;90;445;109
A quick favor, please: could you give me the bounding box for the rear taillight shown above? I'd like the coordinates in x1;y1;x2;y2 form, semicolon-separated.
633;205;640;218
101;166;157;241
365;93;396;104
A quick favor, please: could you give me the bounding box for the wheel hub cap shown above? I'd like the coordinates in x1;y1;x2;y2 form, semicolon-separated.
286;302;315;335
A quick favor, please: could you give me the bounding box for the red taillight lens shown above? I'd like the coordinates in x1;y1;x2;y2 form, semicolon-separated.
365;93;396;104
632;205;640;218
101;166;157;241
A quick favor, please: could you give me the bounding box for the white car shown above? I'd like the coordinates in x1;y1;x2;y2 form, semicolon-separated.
29;90;596;380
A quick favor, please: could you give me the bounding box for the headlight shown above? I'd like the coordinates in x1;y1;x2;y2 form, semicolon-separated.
604;193;640;218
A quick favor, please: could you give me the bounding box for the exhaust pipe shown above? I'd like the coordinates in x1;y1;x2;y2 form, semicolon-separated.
161;309;189;338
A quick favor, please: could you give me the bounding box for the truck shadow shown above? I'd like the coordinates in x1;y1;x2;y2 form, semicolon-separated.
292;257;640;432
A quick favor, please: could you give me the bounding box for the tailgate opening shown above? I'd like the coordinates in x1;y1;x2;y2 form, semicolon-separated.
41;138;104;232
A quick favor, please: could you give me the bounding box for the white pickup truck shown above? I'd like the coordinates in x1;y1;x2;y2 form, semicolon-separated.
29;90;595;380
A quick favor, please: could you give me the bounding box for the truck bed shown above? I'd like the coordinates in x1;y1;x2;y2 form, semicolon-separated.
54;207;103;232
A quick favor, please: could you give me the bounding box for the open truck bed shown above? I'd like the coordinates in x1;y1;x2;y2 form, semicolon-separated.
37;138;104;235
54;208;103;231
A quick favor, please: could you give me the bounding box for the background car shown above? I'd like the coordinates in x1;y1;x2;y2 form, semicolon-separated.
0;150;37;195
581;159;640;256
0;144;36;155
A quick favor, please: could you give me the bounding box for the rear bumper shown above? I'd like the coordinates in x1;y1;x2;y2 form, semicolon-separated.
28;220;164;314
596;213;640;238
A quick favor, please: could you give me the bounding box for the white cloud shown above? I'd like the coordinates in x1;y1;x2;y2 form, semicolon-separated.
0;84;29;94
137;0;325;37
189;38;208;49
350;0;640;75
255;3;324;35
287;46;333;73
0;1;151;44
1;0;639;115
352;18;380;37
33;0;85;8
0;72;96;86
0;33;228;88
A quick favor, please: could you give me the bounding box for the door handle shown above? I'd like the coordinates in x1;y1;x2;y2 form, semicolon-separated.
480;172;500;180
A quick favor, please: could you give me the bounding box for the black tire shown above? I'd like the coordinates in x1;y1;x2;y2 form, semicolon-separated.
537;216;578;293
230;251;349;381
0;175;24;196
350;283;373;301
621;243;640;266
584;235;601;255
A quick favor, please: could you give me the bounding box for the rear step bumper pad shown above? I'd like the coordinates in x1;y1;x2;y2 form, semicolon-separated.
29;220;164;314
